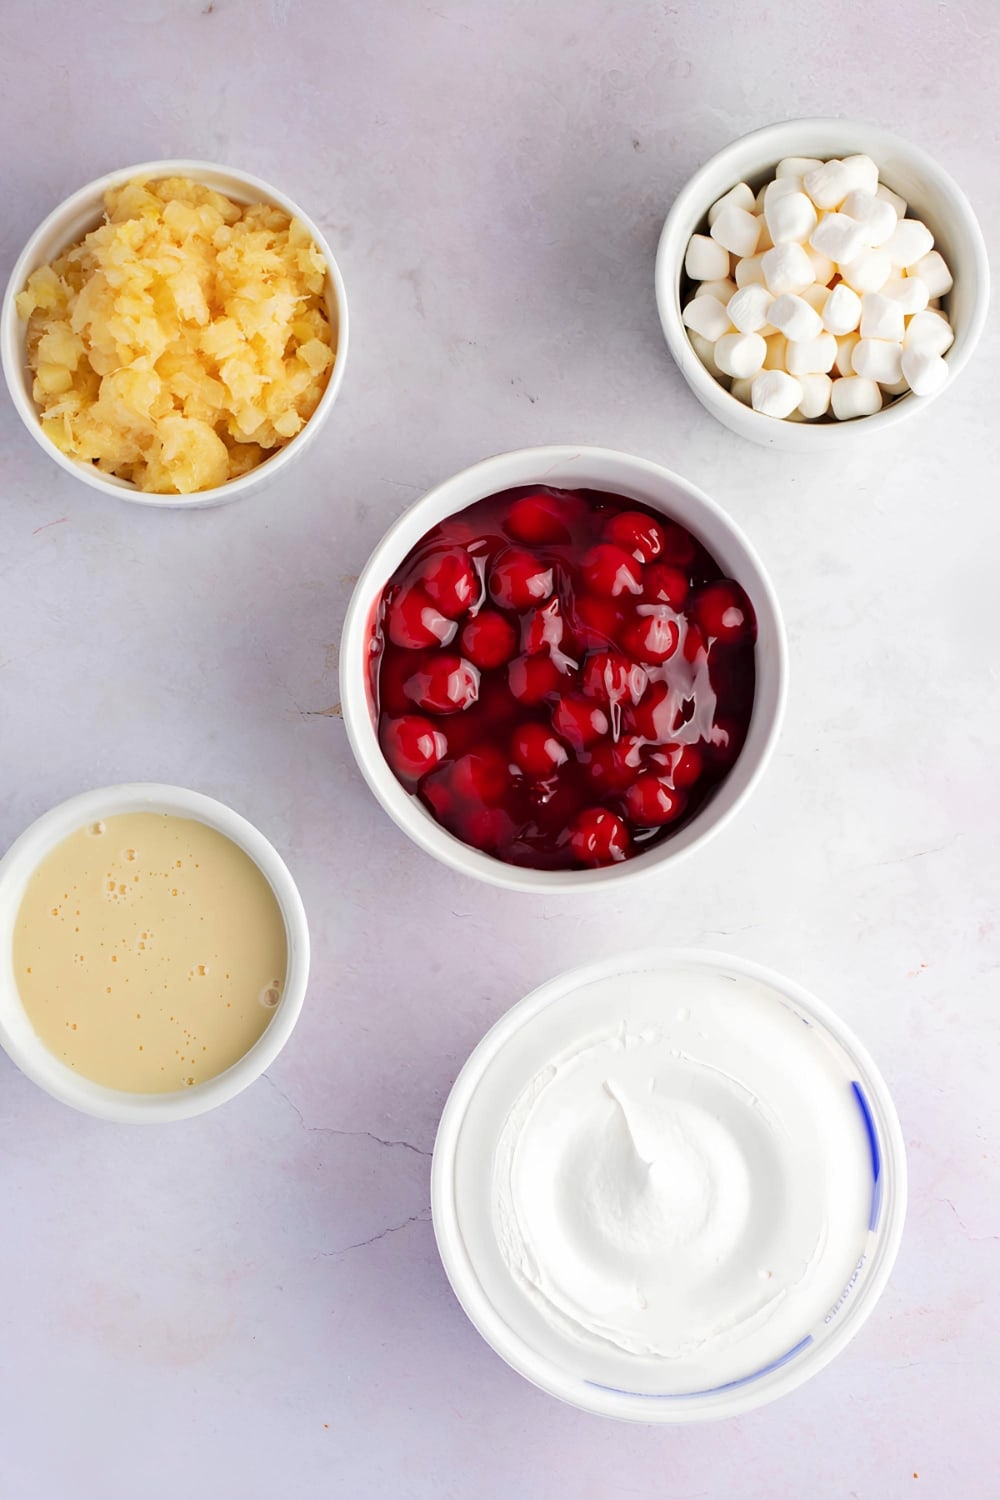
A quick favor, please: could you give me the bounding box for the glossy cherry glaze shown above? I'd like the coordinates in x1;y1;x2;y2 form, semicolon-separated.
368;486;756;869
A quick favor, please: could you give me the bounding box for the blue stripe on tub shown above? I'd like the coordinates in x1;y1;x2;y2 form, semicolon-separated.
586;1335;814;1400
851;1080;883;1232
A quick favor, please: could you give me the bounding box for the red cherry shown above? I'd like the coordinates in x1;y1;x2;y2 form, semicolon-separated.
505;491;573;546
651;743;704;789
511;722;569;777
450;745;510;805
461;805;511;852
581;651;648;706
658;521;698;566
489;549;555;609
508;653;561;704
582;734;644;790
622;611;680;665
603;511;667;563
568;807;631;866
419;548;478;617
624;776;686;826
387;586;458;650
380;715;448;780
683;622;708;664
644;563;689;610
522;596;565;655
552;695;609;749
460;610;518;669
403;653;480;714
631;682;679;743
572;594;623;650
581;544;643;598
691;581;754;643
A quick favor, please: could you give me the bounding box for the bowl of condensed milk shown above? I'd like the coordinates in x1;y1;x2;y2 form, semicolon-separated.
0;784;309;1121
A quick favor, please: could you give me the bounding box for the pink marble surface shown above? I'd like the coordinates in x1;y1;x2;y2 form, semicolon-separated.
1;2;998;1496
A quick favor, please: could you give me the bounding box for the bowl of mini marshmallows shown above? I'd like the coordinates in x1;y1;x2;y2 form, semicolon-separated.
655;119;989;449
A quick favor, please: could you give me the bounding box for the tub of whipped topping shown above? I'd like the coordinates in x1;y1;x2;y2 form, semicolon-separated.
431;951;906;1421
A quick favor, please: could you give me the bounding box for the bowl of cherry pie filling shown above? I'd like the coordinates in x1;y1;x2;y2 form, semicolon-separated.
340;447;787;892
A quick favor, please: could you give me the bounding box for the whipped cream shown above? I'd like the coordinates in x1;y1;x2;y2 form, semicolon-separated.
491;968;874;1391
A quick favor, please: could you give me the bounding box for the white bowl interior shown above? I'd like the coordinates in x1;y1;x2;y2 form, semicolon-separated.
0;784;310;1121
0;159;349;508
340;446;787;894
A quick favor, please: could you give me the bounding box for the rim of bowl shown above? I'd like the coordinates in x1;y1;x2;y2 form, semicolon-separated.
0;783;310;1122
655;117;991;442
339;444;788;894
431;947;908;1423
0;158;349;508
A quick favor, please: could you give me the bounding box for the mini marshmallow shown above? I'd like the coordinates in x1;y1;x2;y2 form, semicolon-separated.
761;242;815;295
682;295;733;341
729;376;755;405
734;253;766;287
800;283;829;313
685;233;732;282
903;309;954;355
830;376;883;420
880;275;929;317
860;291;906;342
700;277;739;303
751;369;803;418
838;248;892;294
777;156;824;179
727;283;775;333
688;330;726;379
796;372;833;418
769;292;823;341
910;250;953;299
802;159;859;210
714;331;768;378
851;338;903;383
809;213;869;265
711;204;762;259
756;218;774;252
754;182;769;213
822;283;862;335
880;377;911;396
885;218;934;268
840;189;898;247
834;332;861;376
841;155;880;194
764;175;804;206
805;247;836;286
786;332;837;375
765;190;818;245
876;183;907;218
707;182;756;227
763;333;789;370
900;348;949;396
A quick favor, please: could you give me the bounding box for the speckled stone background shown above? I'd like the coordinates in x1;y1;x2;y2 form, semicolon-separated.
0;2;998;1497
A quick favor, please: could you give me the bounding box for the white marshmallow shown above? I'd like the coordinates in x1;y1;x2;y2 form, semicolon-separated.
802;158;876;210
729;376;755;405
688;330;726;379
754;182;769;213
880;377;911;396
734;253;766;287
834;332;861;376
685;233;731;282
714;331;768;378
885;218;934;268
699;277;739;303
796;372;833;418
876;183;907;219
822;283;862;335
840;189;898;247
756;217;774;252
909;250;953;299
786;332;837;375
860;291;905;342
800;283;829;312
683;295;733;341
761;242;815;295
841;155;880;195
900;348;949;396
711;205;762;259
838;248;892;294
851;338;903;383
880;275;929;316
751;369;803;418
765;190;818;245
707;182;756;227
727;283;775;333
777;156;824;179
810;213;869;265
764;175;804;206
768;292;823;341
903;309;954;355
805;247;836;286
830;376;883;419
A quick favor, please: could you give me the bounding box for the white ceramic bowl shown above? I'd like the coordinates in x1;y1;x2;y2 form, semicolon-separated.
655;118;990;450
0;784;310;1121
340;445;787;894
432;949;907;1423
0;159;349;508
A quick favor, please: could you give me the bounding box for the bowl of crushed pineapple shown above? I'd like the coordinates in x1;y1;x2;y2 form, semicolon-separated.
1;160;348;507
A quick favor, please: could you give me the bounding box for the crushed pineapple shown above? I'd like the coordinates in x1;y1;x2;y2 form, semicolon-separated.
16;176;336;494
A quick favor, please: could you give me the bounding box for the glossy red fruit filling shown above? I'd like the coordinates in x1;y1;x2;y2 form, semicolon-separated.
370;484;756;870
